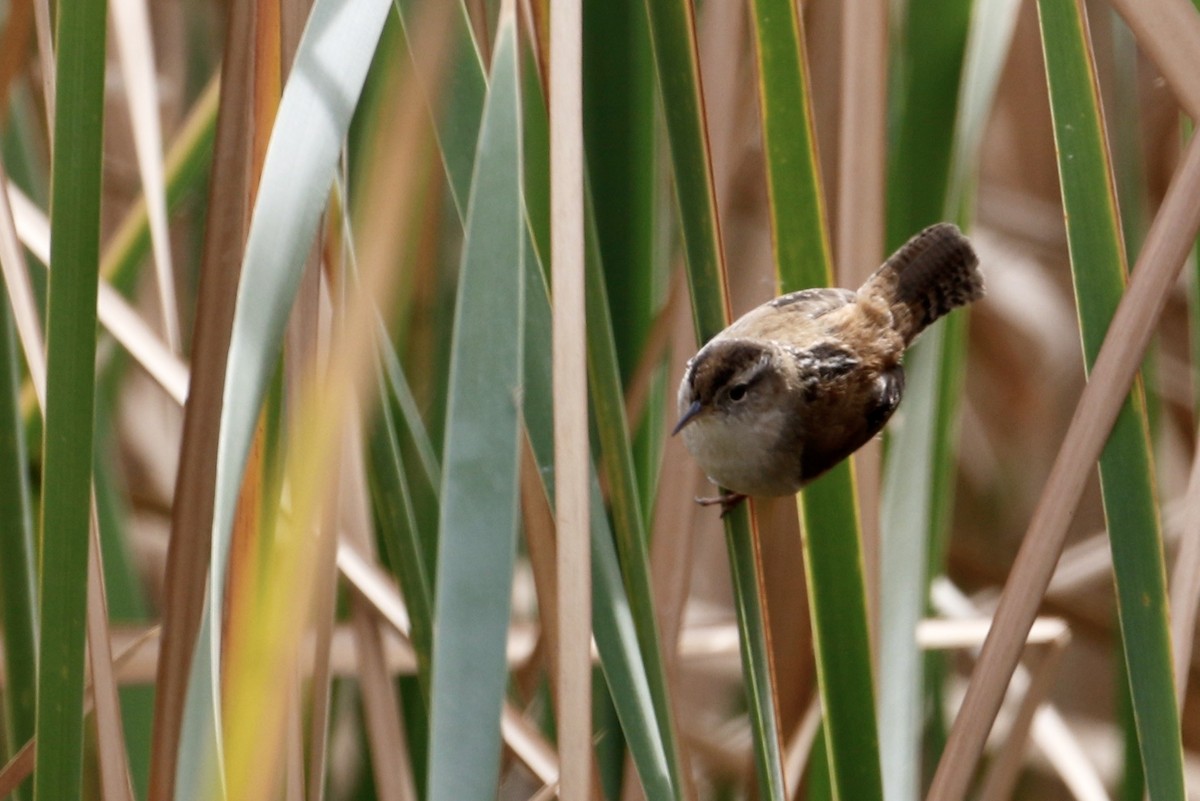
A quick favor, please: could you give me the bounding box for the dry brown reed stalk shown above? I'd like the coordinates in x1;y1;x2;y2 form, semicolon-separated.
147;0;257;793
87;497;137;801
0;0;33;124
973;626;1070;801
110;0;180;355
926;583;1110;798
5;184;189;403
501;704;561;788
337;537;564;788
348;593;415;801
518;433;608;800
519;430;562;696
339;420;413;801
550;0;594;795
928;127;1200;801
31;0;52;132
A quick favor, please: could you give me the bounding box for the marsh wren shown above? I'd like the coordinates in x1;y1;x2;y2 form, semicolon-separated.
674;222;983;514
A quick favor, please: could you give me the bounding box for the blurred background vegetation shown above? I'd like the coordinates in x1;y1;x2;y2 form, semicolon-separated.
2;0;1200;799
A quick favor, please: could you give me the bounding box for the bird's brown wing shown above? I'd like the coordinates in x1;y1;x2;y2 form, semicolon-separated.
721;288;857;342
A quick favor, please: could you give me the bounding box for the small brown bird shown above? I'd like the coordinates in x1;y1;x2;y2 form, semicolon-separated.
674;222;983;514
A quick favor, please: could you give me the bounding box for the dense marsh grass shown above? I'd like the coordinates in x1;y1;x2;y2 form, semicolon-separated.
1;0;1200;799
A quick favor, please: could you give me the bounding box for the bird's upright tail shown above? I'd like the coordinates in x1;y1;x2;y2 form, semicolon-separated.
860;222;984;344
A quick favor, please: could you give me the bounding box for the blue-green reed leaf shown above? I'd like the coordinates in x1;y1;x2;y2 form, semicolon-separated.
426;11;525;800
174;0;394;794
35;0;108;792
390;4;685;794
943;0;1022;220
878;322;944;801
1038;1;1184;797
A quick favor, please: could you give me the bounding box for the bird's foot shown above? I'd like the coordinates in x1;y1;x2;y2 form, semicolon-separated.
695;492;748;518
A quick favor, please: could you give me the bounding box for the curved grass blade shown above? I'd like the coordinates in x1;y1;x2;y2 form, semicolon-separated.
521;249;676;799
367;343;435;696
645;0;787;796
582;206;687;799
425;8;525;800
34;0;108;793
376;319;441;494
1037;1;1184;796
173;0;396;792
642;0;728;337
393;0;484;219
218;36;441;792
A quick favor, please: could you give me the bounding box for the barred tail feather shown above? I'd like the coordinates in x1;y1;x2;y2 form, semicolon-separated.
862;222;984;343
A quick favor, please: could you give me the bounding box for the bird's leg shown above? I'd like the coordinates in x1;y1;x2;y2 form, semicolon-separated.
695;492;748;517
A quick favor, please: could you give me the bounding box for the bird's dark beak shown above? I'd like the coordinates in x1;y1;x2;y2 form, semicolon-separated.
672;400;703;436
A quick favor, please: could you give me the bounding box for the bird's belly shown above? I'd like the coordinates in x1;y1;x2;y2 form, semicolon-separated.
680;410;800;497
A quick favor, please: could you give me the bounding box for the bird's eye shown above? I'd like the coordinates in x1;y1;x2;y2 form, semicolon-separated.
729;383;748;402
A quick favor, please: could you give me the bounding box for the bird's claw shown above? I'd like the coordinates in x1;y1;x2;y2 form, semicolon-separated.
695;492;748;518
